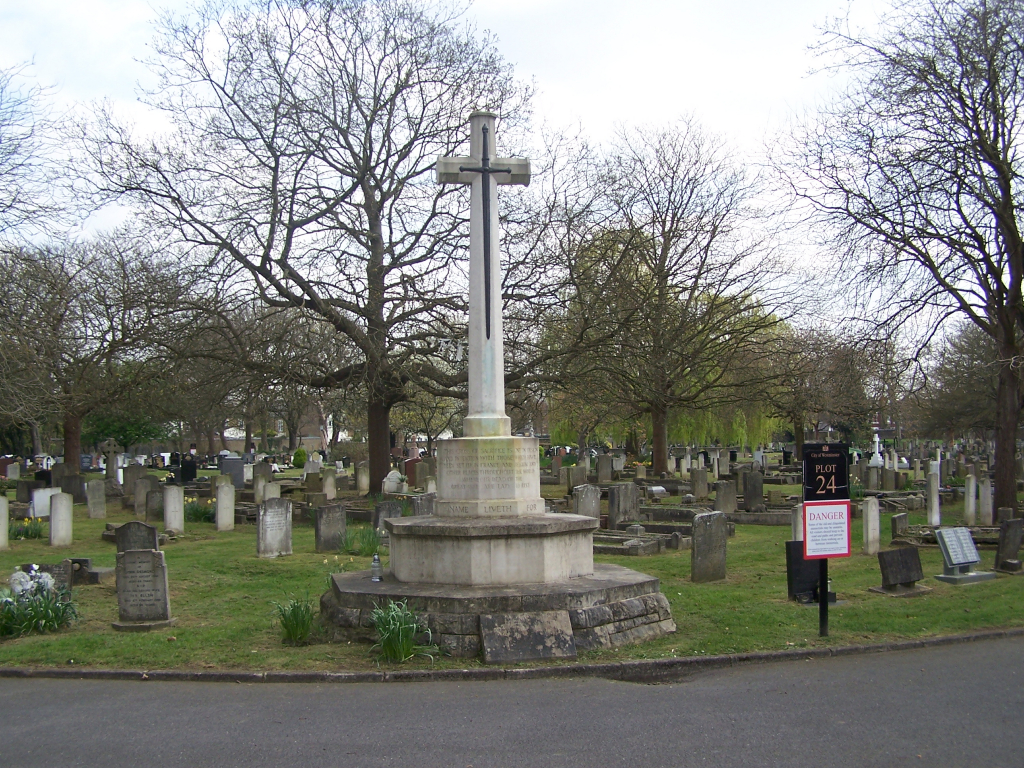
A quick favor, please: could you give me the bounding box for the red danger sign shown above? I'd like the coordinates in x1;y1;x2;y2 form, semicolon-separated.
803;500;852;559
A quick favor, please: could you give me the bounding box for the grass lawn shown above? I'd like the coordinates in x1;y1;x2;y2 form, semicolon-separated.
1;481;1022;671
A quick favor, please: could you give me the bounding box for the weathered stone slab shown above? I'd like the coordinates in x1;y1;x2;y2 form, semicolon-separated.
995;518;1023;573
145;489;163;523
113;549;175;631
569;463;588;495
221;457;245;489
690;511;727;583
373;501;405;530
30;486;59;518
410;493;435;517
607;483;639;529
355;463;369;495
742;471;763;511
257;498;292;558
49;492;73;546
478;610;576;664
163;485;185;534
691;468;708;500
16;479;42;504
315;503;346;553
216;481;235;531
573;484;600;518
891;512;909;540
86;478;106;519
714;480;737;515
870;548;932;596
305;472;323;494
597;454;614;484
115;520;160;553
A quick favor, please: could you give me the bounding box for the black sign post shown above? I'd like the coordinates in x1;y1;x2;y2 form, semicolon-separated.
802;443;851;638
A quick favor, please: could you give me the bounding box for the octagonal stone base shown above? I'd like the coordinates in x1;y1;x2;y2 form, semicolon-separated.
385;514;598;586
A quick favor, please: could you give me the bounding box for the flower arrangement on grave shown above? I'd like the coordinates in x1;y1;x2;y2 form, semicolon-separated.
1;565;77;638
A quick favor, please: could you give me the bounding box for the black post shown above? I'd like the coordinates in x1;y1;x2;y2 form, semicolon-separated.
818;558;829;637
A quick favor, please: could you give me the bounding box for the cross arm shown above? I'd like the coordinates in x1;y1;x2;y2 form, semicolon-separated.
435;156;531;186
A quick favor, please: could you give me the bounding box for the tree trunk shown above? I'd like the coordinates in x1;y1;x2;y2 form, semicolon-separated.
368;397;393;494
576;428;588;468
244;422;253;455
30;420;42;457
218;422;229;452
63;411;82;471
993;351;1020;513
793;416;805;461
651;403;669;475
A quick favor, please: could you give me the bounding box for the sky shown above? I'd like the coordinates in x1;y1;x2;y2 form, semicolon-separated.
0;0;891;154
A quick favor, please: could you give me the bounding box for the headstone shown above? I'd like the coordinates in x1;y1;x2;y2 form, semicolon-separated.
146;489;164;523
122;465;148;499
115;520;160;552
264;482;282;500
551;455;562;476
322;467;337;500
257;498;293;558
306;492;328;510
996;507;1013;524
979;477;993;525
934;527;995;584
891;512;909;540
112;549;175;631
870;548;931;596
253;474;267;504
253;462;274;485
742;470;763;511
863;497;880;555
355;462;370;495
881;467;896;492
569;464;588;495
635;464;647;480
713;480;737;515
785;540;819;600
690;511;727;583
691;468;709;500
243;463;254;483
134;477;158;517
994;518;1023;574
927;473;941;526
49;492;74;547
221;457;245;489
791;505;803;541
572;484;600;518
607;483;638;530
6;462;19;480
597;454;613;484
315;503;347;553
30;487;59;518
413;462;431;489
216;481;235;531
181;455;197;484
163;485;185;534
16;479;41;504
0;495;7;550
305;471;323;494
86;478;106;519
410;493;436;516
373;500;405;530
866;466;879;491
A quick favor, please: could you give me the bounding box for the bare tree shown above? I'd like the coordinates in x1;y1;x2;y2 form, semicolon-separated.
85;0;530;491
782;0;1024;510
0;235;188;468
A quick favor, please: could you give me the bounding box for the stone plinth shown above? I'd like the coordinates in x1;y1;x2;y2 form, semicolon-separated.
321;563;676;660
435;436;544;518
386;514;597;586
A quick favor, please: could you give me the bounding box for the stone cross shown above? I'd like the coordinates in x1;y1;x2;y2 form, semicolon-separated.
436;111;530;438
99;438;123;480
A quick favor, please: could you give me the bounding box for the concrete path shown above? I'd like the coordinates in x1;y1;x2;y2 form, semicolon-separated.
1;637;1021;767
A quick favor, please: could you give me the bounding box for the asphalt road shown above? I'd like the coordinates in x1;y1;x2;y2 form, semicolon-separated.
1;637;1021;768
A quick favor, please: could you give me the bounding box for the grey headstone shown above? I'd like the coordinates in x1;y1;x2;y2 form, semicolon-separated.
569;464;588;495
86;478;106;519
891;512;909;540
253;462;274;483
114;549;173;627
145;489;163;523
115;520;161;553
305;472;323;494
315;503;347;553
6;462;19;480
995;518;1023;572
306;491;328;510
597;454;613;484
414;461;432;488
573;484;600;518
134;476;158;516
691;468;709;500
257;498;293;558
478;610;577;664
410;493;435;517
372;501;405;530
221;457;245;489
16;479;42;504
607;483;638;529
691;511;727;583
742;471;763;511
714;480;737;514
881;467;896;492
878;548;924;588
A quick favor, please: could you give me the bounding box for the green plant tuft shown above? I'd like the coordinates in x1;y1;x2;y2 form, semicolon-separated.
292;447;307;469
344;526;381;556
8;517;45;540
184;499;214;523
0;587;78;638
273;595;315;646
370;599;437;664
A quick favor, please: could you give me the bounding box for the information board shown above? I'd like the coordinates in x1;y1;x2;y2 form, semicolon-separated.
802;443;850;502
935;527;980;567
803;500;852;559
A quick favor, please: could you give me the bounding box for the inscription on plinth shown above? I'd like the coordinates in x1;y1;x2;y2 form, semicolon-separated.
436;436;543;518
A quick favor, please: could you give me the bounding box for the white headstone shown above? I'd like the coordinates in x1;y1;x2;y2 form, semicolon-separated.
6;463;19;480
927;472;941;526
257;498;292;558
0;495;8;550
791;504;803;541
49;492;73;546
164;485;185;534
264;482;282;500
243;463;254;483
979;477;993;525
216;481;235;532
572;484;601;518
30;487;60;518
862;497;880;555
356;463;370;495
322;467;337;500
964;474;977;526
253;473;267;504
